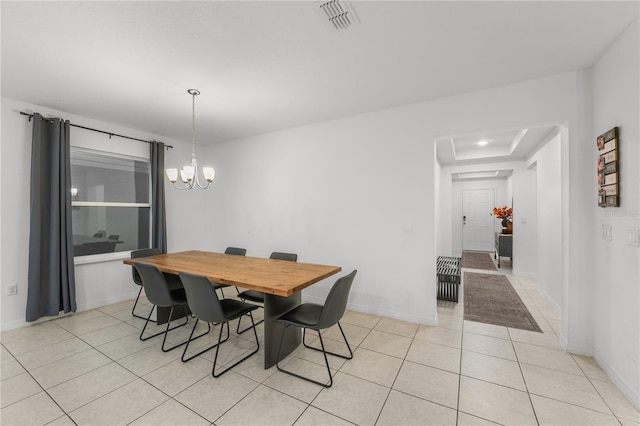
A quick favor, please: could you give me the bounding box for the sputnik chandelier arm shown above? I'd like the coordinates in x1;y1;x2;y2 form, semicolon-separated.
165;89;215;190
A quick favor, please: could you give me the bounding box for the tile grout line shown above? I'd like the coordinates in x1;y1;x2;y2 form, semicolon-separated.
4;286;639;425
1;342;78;425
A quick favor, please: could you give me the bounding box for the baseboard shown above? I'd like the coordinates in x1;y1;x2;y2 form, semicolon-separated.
593;350;640;411
0;318;31;332
76;292;139;313
302;294;438;326
512;270;537;279
0;291;139;332
561;335;640;410
561;334;593;356
537;287;562;314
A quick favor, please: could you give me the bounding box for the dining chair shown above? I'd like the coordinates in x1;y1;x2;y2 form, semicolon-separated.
179;272;260;377
108;234;120;240
211;246;247;296
275;269;357;387
93;231;106;238
135;263;209;352
236;251;297;334
130;248;161;321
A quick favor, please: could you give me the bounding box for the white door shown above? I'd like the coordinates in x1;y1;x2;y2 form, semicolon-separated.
462;189;495;251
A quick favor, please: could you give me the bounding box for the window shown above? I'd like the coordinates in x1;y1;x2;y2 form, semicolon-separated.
70;149;150;257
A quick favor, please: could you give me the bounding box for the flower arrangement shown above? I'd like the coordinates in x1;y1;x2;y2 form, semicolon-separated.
492;206;513;220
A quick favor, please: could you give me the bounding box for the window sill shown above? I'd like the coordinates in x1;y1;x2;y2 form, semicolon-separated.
74;251;131;265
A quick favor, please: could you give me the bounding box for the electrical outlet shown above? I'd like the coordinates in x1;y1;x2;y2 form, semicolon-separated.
6;284;17;296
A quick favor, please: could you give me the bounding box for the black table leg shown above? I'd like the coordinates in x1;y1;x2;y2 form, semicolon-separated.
264;292;302;369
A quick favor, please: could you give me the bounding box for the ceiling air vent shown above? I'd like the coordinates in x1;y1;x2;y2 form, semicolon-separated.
315;0;359;30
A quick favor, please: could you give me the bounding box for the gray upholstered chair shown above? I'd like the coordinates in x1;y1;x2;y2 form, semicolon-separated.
275;269;357;387
179;272;259;377
236;252;297;333
134;263;208;352
212;247;247;296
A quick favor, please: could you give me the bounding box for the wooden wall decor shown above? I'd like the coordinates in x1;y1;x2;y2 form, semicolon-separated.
597;127;619;207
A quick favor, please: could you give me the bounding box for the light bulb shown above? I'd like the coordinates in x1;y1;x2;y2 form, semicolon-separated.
182;165;195;181
166;168;178;183
202;167;215;182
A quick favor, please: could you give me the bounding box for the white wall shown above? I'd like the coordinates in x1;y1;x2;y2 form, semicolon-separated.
205;112;435;323
511;166;538;277
528;133;562;306
0;97;197;330
590;18;640;408
506;174;514;206
207;73;581;327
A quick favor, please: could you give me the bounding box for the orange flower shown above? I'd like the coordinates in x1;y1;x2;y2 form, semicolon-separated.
491;206;513;220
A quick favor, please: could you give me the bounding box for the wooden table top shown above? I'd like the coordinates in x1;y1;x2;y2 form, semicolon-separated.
123;250;342;297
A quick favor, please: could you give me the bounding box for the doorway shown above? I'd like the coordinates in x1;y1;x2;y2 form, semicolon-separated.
462;189;495;252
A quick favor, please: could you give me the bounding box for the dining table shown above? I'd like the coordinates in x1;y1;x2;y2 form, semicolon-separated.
124;250;341;368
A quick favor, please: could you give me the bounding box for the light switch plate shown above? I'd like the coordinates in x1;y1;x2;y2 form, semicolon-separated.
628;228;640;247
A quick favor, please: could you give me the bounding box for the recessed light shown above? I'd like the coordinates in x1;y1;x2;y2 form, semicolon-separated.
477;140;489;146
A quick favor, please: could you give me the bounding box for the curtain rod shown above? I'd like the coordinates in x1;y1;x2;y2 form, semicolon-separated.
19;111;173;149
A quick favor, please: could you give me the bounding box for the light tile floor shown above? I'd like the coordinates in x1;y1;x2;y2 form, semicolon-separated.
2;260;639;425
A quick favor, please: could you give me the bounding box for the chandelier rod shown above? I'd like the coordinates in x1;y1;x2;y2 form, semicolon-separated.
188;88;199;160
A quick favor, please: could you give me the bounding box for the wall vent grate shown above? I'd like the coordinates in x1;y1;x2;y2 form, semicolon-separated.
316;0;359;30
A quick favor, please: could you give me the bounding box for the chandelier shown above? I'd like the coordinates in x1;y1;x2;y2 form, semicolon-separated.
165;89;215;189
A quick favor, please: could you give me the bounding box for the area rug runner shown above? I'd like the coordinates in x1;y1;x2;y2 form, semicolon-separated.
461;251;497;271
464;272;542;332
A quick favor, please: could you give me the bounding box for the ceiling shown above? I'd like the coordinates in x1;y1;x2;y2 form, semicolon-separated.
2;1;637;159
435;124;559;167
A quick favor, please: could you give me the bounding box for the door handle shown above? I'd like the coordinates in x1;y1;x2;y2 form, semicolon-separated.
463;215;466;225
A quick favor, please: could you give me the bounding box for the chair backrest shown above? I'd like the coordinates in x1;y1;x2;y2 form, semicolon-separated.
225;247;246;256
270;252;297;262
108;234;120;240
93;231;106;238
131;248;161;286
318;270;357;329
179;272;227;324
134;263;174;307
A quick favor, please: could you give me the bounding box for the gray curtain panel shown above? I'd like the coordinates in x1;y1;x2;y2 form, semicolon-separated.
150;141;167;253
26;113;77;322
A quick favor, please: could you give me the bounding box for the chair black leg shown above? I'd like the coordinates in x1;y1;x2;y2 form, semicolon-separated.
302;322;354;360
212;312;260;378
276;322;353;388
236;308;264;334
276;325;333;387
139;305;189;351
131;286;156;322
316;330;333;387
181;319;228;363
